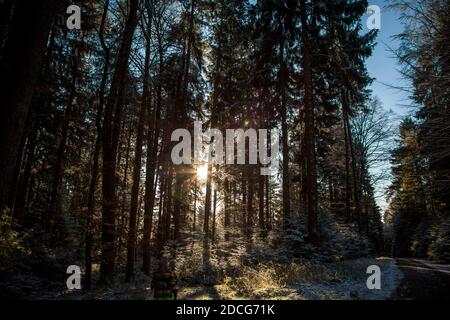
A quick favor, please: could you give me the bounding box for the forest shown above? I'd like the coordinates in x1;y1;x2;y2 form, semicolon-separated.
0;0;449;300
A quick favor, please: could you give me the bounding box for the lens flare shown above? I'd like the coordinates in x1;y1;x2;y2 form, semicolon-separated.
196;164;208;181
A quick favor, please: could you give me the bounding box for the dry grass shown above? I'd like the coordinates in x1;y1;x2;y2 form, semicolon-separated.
222;258;389;299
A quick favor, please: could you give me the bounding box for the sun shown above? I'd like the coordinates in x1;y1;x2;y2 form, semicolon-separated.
196;164;208;181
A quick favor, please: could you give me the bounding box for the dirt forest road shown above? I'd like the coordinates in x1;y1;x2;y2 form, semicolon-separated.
392;258;450;300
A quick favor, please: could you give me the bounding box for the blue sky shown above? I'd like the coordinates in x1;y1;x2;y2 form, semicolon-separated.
360;0;414;211
362;0;413;117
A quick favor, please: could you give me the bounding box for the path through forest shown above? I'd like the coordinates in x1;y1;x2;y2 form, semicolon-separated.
392;259;450;300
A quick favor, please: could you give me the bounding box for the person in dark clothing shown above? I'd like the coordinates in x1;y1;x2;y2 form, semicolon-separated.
151;257;178;300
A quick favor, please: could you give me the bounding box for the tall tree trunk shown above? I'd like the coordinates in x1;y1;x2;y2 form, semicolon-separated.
279;28;291;231
300;0;319;245
116;121;133;259
224;178;230;240
193;179;198;234
14;122;38;224
246;167;254;237
100;0;138;285
204;165;212;240
343;108;352;222
173;173;183;241
126;1;152;281
13;28;56;223
172;0;195;243
0;0;57;212
242;176;247;230
233;181;237;225
164;168;173;243
154;169;166;256
156;162;172;255
211;188;217;244
85;0;110;290
265;175;270;229
342;89;361;230
204;56;221;242
258;173;265;230
47;47;81;240
142;1;161;274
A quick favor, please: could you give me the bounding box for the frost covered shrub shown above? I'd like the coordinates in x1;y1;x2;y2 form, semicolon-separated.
0;215;27;264
250;208;373;263
167;229;247;286
315;208;372;260
427;216;450;262
223;258;379;298
410;217;432;258
0;217;66;298
164;207;375;293
226;263;284;294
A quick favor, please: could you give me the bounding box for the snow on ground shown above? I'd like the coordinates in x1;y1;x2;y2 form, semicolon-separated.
44;257;404;300
411;259;450;274
286;257;404;300
177;257;404;300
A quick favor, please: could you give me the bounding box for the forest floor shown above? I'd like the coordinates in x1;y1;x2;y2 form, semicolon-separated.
45;257;404;300
17;257;450;300
176;257;402;300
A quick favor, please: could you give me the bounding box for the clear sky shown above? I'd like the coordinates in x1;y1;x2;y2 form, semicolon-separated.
360;0;415;212
362;0;413;117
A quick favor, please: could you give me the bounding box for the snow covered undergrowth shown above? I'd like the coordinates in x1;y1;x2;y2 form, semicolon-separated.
285;257;403;300
178;257;403;300
30;257;403;300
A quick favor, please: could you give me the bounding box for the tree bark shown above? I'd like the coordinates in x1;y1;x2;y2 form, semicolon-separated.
211;188;217;243
224;178;230;240
265;175;270;229
142;1;161;274
47;46;82;240
0;0;57;212
204;165;212;240
246;167;254;237
85;0;110;290
258;172;265;230
342;89;362;230
100;0;138;285
193;179;198;234
126;1;152;281
279;28;291;230
300;0;319;245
